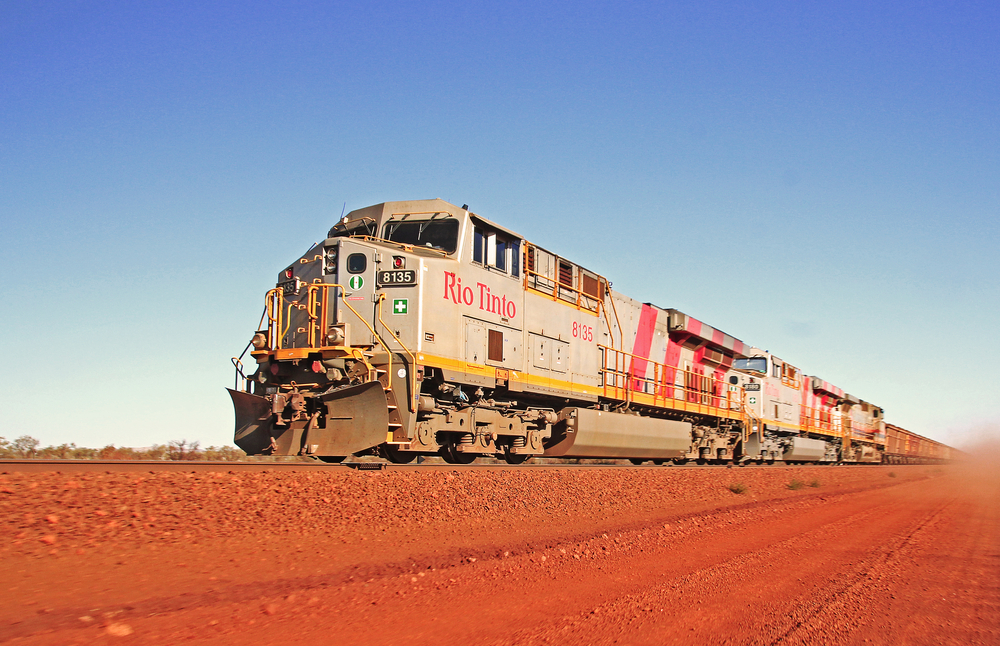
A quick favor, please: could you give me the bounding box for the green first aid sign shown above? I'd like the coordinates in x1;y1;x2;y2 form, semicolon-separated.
348;275;364;290
392;298;408;315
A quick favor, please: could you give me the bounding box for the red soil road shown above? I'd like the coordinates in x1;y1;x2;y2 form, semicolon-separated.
1;463;997;645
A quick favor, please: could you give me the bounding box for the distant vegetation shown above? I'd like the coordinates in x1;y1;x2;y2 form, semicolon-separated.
787;479;805;490
727;482;748;494
0;435;302;461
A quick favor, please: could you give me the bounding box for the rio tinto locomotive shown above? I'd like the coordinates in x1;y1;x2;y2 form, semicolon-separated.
229;199;947;465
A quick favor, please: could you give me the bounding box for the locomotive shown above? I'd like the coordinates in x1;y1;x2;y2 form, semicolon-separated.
228;199;935;465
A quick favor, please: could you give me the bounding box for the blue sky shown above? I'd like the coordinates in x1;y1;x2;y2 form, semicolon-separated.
1;1;997;450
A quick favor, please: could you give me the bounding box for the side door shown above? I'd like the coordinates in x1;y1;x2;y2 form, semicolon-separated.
338;242;377;347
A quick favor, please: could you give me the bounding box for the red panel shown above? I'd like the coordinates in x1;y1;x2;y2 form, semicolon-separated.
629;304;658;388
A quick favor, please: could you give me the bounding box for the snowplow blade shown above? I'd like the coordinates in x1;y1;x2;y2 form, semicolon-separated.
227;381;390;458
228;388;274;455
308;381;391;456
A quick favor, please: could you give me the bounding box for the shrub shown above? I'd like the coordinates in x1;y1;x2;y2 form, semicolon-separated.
727;482;748;494
809;479;821;488
888;471;897;478
787;479;804;490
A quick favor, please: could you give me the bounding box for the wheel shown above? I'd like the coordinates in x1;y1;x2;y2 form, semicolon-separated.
441;443;477;464
383;444;416;464
317;456;345;464
502;446;530;465
652;459;665;466
629;458;645;466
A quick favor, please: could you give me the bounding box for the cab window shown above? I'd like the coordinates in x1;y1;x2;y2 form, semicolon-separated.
347;253;367;273
734;357;767;374
382;219;459;253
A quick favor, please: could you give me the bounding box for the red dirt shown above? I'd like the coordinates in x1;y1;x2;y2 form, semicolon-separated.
1;463;997;645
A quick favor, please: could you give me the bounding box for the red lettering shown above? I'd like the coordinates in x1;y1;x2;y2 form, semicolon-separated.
463;286;474;305
443;271;457;303
478;282;488;310
506;301;516;318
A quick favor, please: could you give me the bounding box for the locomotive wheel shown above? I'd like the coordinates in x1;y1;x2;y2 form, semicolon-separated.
383;445;416;464
629;458;645;465
317;456;345;464
502;446;530;465
441;443;477;464
652;459;665;466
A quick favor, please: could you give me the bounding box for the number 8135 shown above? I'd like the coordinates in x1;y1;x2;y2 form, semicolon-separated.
572;322;594;342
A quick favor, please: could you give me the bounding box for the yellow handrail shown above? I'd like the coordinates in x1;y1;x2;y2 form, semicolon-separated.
375;294;418;413
598;344;746;423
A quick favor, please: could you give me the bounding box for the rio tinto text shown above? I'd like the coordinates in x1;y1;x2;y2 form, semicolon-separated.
443;271;517;319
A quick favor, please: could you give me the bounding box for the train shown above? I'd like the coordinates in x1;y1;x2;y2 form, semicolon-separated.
883;424;952;464
228;199;947;465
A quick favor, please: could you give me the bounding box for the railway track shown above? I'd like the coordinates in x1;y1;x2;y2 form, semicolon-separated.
0;459;880;473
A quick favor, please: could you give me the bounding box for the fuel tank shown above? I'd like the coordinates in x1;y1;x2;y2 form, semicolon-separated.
543;407;692;459
782;436;827;461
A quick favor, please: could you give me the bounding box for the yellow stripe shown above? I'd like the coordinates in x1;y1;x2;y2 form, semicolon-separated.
416;352;740;420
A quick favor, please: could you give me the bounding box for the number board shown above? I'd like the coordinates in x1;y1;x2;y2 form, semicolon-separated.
377;270;416;287
278;279;300;295
744;383;761;391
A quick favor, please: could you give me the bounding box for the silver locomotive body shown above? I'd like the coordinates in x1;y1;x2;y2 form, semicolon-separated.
229;199;886;464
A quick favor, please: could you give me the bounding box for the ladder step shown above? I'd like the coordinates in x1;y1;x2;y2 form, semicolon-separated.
388;422;403;427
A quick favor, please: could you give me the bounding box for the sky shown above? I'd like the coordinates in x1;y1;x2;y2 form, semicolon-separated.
1;1;997;451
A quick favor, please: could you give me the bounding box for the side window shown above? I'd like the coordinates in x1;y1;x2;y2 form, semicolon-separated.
472;222;520;277
495;239;506;272
473;228;483;264
347;253;367;274
772;361;780;378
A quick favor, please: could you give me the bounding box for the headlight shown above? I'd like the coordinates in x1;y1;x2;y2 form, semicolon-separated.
324;247;338;274
251;333;267;349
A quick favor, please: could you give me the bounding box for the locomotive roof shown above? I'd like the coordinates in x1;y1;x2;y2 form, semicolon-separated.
338;198;607;279
339;198;521;238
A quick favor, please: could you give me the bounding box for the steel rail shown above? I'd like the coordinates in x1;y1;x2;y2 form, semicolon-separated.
0;459;901;474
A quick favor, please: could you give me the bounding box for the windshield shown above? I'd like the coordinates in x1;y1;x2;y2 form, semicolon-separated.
734;357;768;374
328;219;376;239
382;219;459;253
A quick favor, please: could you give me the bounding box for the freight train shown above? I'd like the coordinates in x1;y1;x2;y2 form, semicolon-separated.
229;199;945;465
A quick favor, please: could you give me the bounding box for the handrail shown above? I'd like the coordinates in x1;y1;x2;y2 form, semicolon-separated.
523;266;602;313
606;290;623;350
338;234;451;257
598;344;746;423
522;243;603;314
261;282;390;384
231;357;247;391
741;400;761;443
375;293;418;413
799;405;842;437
